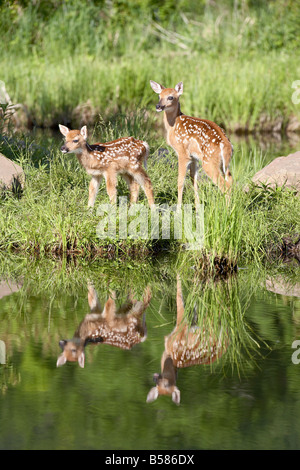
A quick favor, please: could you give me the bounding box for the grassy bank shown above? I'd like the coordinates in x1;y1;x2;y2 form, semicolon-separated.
1;2;299;268
0;115;299;266
1;1;300;131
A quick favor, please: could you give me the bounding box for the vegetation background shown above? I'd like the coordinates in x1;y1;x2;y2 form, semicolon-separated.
0;0;300;131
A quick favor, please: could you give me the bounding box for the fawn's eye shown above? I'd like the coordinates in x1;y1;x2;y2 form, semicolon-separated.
167;95;174;101
73;139;79;143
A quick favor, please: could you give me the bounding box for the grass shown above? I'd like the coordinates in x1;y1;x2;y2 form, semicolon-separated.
1;1;300;131
0;114;299;267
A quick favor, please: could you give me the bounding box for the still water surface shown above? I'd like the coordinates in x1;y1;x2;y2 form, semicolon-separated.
0;254;299;450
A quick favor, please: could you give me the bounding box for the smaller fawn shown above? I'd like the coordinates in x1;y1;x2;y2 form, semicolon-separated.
146;275;226;405
56;284;151;368
59;125;154;207
150;80;233;206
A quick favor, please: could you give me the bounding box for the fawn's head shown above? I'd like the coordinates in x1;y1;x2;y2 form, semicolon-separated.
146;356;180;405
59;125;88;154
147;373;181;405
56;339;85;368
150;81;183;113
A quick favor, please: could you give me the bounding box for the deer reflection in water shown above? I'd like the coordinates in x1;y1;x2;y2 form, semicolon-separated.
57;283;151;368
147;275;227;405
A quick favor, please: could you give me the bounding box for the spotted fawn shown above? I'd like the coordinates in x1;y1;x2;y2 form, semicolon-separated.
57;284;152;368
146;275;226;405
59;125;155;207
150;81;233;206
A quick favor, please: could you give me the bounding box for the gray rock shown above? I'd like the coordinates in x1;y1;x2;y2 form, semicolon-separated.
287;115;300;134
265;276;300;298
0;152;24;192
252;151;300;193
0;279;22;300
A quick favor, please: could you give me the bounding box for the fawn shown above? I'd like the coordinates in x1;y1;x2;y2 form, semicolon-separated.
146;275;226;405
59;125;154;207
56;283;151;368
150;81;233;206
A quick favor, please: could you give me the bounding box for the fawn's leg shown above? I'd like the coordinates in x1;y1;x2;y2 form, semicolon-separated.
190;159;200;207
132;168;154;206
88;176;102;208
177;151;190;207
202;160;232;205
123;174;140;204
104;170;118;204
87;283;102;313
225;168;233;188
202;160;229;193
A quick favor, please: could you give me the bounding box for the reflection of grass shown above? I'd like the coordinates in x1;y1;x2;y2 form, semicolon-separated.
0;253;165;363
177;261;270;377
0;252;272;378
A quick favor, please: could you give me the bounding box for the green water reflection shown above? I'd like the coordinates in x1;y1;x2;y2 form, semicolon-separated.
0;255;299;450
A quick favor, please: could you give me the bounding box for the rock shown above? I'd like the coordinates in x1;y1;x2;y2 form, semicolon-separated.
0;152;25;192
265;276;300;298
0;279;22;300
256;113;283;134
0;81;31;130
287;115;300;134
71;99;98;127
251;151;300;193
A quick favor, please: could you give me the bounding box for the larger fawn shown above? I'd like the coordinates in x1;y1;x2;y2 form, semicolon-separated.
56;284;151;368
150;81;233;206
59;125;154;207
146;275;226;405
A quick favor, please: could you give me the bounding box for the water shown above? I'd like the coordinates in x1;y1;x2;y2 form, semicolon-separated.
0;132;299;450
0;253;299;450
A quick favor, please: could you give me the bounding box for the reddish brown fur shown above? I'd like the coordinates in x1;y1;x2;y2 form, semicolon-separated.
150;81;233;206
59;125;154;207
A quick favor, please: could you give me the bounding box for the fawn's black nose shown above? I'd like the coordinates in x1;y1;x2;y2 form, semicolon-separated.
61;145;68;153
156;103;164;112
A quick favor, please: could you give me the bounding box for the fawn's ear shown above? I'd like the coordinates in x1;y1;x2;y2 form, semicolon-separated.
56;354;67;367
80;126;87;140
78;351;85;368
146;387;159;403
59;124;69;137
172;387;181;405
150;80;165;94
174;82;183;96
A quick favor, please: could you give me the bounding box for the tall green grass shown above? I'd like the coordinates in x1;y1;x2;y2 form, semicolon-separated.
0;1;299;129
